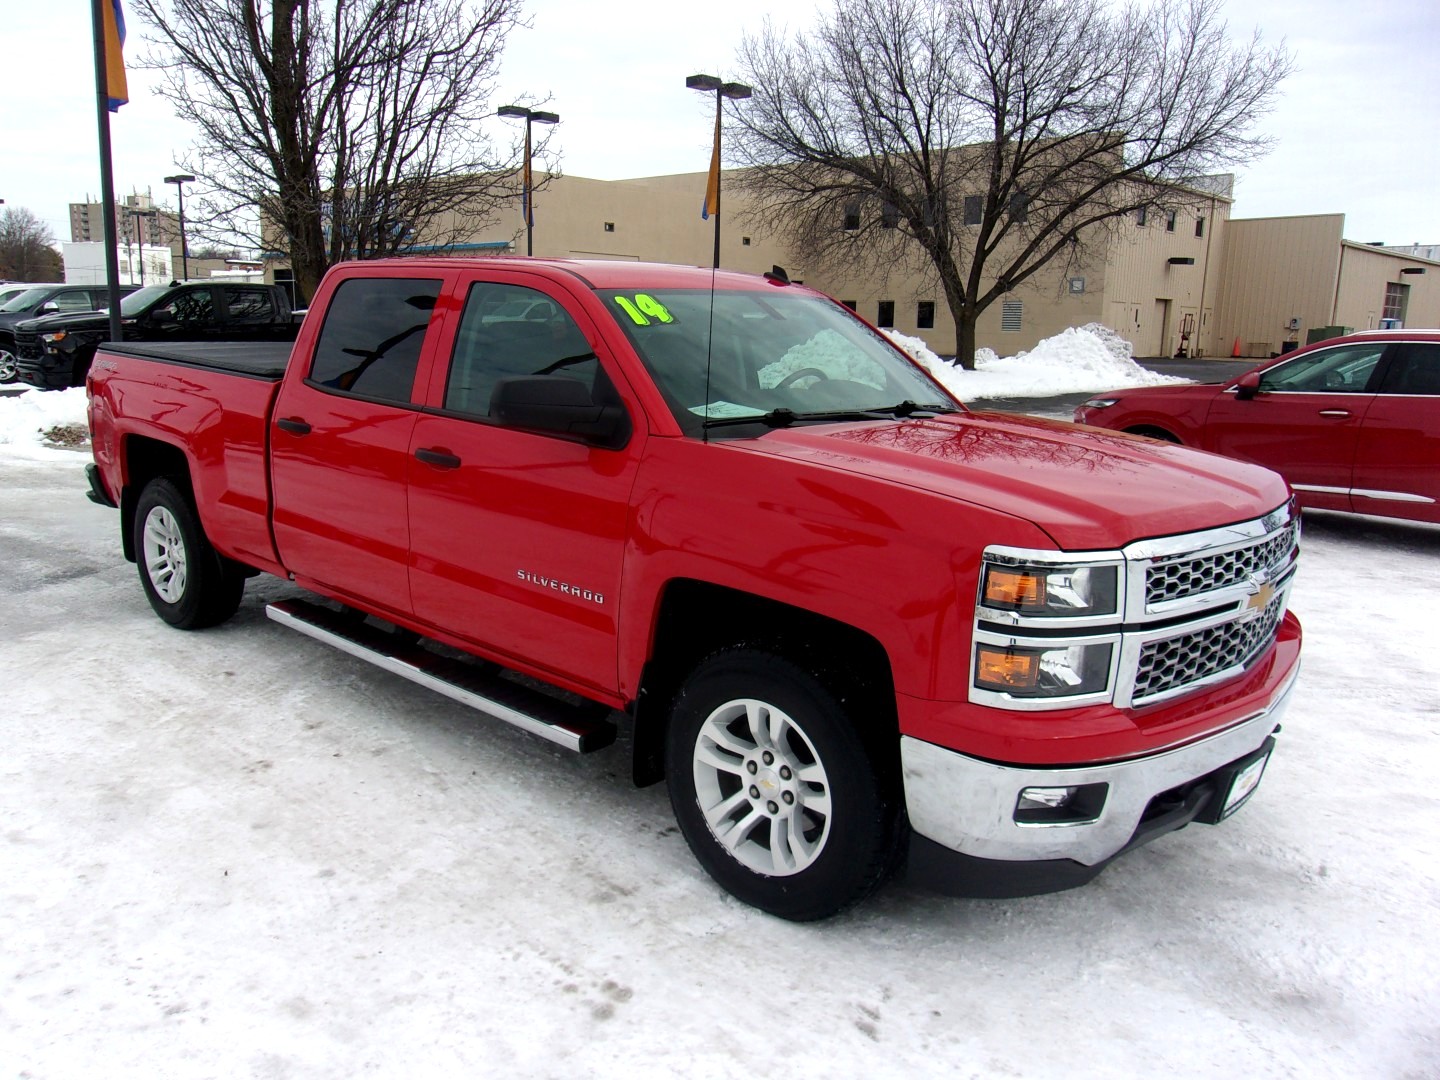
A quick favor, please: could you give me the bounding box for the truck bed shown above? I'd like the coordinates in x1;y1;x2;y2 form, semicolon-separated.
97;341;293;380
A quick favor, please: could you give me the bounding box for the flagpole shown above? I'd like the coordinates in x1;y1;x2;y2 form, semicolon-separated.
91;0;124;344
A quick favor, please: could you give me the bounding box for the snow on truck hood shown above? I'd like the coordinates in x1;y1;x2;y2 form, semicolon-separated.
737;411;1290;551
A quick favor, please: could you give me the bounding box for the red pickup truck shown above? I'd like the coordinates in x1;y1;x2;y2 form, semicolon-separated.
86;258;1302;920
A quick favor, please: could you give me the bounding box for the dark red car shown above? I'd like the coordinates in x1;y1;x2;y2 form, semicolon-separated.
1075;330;1440;524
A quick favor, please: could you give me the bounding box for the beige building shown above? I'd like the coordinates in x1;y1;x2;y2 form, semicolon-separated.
437;171;1236;359
1216;215;1440;357
260;170;1440;359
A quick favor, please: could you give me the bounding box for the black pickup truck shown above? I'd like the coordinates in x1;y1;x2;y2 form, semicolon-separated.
13;280;300;389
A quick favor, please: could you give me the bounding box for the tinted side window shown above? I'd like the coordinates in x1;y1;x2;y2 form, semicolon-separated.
1258;344;1386;393
1379;343;1440;395
444;282;595;418
171;288;216;327
54;290;98;313
309;277;441;402
226;287;275;323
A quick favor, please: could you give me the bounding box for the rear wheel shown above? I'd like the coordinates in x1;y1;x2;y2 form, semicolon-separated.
0;345;17;383
665;649;900;921
134;477;245;629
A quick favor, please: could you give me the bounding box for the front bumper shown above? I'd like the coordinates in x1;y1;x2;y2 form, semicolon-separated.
901;670;1296;896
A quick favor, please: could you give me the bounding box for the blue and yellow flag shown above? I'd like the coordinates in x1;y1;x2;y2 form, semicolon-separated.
701;108;720;220
103;0;129;112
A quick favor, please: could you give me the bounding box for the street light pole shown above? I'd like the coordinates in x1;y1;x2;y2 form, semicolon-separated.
128;209;158;284
164;174;195;280
498;105;560;256
686;74;752;270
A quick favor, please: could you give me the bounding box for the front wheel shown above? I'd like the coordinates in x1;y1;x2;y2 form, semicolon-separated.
134;477;245;629
665;649;900;921
0;345;17;384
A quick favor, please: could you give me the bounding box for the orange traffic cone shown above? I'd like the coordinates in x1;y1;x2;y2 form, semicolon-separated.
1231;337;1241;358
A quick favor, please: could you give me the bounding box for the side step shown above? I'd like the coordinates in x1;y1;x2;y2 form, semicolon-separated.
266;599;617;753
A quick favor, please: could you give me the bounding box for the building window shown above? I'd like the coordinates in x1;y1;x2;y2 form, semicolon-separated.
917;301;935;329
881;202;900;229
1195;216;1205;238
1136;207;1148;227
964;195;983;226
877;300;895;328
603;222;615;232
742;236;751;246
1008;192;1029;223
1383;282;1409;324
1165;210;1177;233
841;299;857;311
843;206;860;231
1001;299;1023;332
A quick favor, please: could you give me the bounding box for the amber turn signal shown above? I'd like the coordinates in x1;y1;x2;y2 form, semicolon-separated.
975;646;1040;690
983;568;1047;608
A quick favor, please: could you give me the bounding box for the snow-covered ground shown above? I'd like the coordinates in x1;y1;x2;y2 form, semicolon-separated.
2;353;1438;1077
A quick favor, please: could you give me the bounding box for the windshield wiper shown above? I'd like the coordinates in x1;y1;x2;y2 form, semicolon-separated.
702;401;958;430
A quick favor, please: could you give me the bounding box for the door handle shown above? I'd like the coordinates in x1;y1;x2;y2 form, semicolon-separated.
1318;409;1350;418
415;447;462;469
276;417;312;435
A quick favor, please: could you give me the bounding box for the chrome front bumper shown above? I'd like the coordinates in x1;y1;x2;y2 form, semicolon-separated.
901;672;1296;867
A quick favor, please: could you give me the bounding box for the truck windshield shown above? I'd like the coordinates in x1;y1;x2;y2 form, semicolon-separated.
119;286;175;316
0;288;53;313
598;288;955;435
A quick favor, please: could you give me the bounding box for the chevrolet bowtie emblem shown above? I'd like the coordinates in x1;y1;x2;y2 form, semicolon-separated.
1243;579;1276;617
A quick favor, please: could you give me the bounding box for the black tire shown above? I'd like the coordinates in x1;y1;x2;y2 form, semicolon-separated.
1126;425;1180;444
133;477;245;629
665;648;901;921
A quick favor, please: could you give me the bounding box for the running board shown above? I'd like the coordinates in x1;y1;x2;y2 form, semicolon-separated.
266;599;617;753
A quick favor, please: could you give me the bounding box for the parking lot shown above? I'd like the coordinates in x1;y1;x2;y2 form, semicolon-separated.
2;447;1438;1078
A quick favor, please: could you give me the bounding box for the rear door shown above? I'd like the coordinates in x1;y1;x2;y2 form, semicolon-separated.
1202;341;1392;511
270;271;452;619
1350;341;1440;522
405;272;644;695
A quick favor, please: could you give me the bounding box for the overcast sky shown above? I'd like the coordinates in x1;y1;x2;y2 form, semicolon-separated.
4;0;1437;251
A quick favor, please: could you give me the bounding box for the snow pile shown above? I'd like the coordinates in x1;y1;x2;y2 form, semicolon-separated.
886;324;1188;401
0;387;89;458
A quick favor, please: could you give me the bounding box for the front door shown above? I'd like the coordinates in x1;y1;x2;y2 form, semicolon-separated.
406;276;643;696
1203;341;1391;511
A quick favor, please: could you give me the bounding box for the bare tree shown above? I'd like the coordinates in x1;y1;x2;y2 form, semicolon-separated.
0;208;63;282
136;0;537;302
731;0;1292;366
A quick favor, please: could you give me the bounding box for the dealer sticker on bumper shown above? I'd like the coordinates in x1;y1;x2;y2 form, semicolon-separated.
1220;746;1271;819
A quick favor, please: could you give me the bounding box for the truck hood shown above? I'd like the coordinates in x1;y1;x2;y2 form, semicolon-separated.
15;311;107;333
736;411;1290;550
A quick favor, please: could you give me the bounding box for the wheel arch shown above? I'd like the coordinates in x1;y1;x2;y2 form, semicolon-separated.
1123;423;1183;444
118;435;195;563
630;578;898;787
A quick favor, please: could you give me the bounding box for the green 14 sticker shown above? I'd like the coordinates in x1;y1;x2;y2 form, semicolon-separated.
613;294;675;326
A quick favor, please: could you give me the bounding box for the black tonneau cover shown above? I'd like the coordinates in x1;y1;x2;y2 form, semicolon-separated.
98;341;293;380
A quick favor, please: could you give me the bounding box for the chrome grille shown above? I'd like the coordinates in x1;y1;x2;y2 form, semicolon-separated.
1146;523;1297;607
1133;595;1285;702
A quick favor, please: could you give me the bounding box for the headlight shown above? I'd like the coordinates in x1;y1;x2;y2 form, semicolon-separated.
981;562;1118;618
974;642;1114;697
42;331;67;343
1078;397;1118;410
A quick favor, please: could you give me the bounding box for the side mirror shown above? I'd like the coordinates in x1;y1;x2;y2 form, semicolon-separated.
37;302;59;315
1234;371;1262;400
490;375;630;449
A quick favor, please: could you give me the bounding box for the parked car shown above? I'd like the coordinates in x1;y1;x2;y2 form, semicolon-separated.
13;280;299;389
1074;329;1440;524
0;283;138;383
